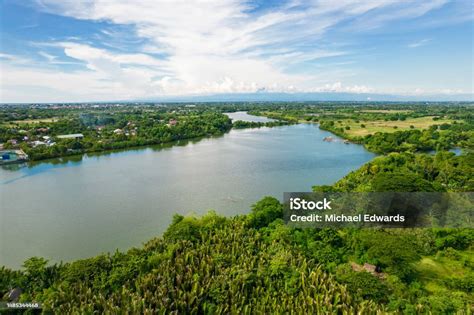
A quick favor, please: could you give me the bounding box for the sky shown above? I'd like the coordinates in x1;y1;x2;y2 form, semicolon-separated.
0;0;473;103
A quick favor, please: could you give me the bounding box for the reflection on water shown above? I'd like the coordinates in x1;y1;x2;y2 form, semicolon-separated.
1;122;375;268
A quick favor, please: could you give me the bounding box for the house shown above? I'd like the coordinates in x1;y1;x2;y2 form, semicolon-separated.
57;133;84;140
113;128;123;134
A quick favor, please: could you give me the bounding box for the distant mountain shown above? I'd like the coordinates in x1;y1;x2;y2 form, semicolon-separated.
139;92;473;103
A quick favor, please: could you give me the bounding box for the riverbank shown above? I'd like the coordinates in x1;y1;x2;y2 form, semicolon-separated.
0;123;375;268
5;113;293;163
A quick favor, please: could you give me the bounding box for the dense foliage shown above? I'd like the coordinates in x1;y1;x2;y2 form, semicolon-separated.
325;151;473;192
1;198;472;313
1;210;388;314
231;120;292;129
5;112;233;160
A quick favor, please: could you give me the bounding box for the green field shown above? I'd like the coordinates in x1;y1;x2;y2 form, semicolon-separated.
3;118;58;127
415;249;473;294
333;116;455;136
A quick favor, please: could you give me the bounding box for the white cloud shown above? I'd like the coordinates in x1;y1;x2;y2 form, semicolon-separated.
408;38;432;48
311;82;374;94
1;0;463;102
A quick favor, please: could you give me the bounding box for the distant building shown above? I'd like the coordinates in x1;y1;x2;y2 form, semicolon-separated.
113;128;123;134
0;150;28;164
33;140;46;147
57;133;84;140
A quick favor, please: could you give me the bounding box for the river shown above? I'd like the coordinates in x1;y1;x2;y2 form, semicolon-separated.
0;112;375;268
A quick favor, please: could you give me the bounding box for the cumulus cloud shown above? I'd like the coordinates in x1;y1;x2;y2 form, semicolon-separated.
1;0;465;102
311;82;374;94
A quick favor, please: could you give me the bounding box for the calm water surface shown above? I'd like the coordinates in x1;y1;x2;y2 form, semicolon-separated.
225;111;276;122
0;113;375;267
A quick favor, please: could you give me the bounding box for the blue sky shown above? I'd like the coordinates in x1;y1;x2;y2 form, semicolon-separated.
0;0;472;102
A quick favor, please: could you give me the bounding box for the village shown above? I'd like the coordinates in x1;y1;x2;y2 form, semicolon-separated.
0;104;232;162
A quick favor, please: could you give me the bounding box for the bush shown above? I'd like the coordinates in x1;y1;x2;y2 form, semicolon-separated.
336;266;388;302
371;172;440;192
163;215;201;242
248;197;283;228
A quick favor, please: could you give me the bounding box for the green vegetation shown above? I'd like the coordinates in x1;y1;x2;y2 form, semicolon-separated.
325;151;473;192
1;150;472;313
1;110;233;160
232;120;292;129
1;198;472;313
250;102;473;154
0;105;297;161
1;102;473;313
1;211;386;314
327;116;454;137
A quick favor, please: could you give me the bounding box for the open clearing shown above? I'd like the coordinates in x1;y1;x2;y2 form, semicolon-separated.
415;250;472;294
334;116;455;136
4;118;58;126
358;109;413;114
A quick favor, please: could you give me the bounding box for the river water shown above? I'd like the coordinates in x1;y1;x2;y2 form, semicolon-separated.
0;112;375;268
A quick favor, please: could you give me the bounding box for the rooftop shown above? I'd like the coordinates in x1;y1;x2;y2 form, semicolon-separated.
57;133;84;139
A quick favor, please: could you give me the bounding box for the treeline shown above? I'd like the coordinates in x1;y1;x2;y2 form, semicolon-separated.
316;151;473;192
20;113;233;161
232;120;293;129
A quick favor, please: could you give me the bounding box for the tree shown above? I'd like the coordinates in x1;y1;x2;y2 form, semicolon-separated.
248;196;283;228
371;172;441;192
366;237;420;281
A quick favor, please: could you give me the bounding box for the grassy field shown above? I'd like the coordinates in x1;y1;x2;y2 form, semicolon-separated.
358;109;413;113
3;118;58;126
415;249;473;294
333;116;455;136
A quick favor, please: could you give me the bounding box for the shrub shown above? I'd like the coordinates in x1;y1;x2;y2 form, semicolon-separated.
248;196;283;228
